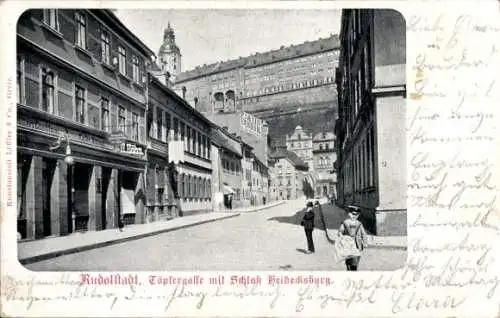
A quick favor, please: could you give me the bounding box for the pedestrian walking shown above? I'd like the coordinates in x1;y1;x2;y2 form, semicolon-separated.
118;215;124;232
301;201;315;253
337;206;367;271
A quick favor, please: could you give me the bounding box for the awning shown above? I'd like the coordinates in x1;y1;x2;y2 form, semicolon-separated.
222;185;235;195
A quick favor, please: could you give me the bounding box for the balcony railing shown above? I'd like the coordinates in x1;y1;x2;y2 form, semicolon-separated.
147;137;168;154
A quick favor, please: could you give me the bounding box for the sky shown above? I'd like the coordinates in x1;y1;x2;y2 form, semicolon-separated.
115;9;341;72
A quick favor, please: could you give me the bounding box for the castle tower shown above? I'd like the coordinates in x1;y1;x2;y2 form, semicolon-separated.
158;22;181;81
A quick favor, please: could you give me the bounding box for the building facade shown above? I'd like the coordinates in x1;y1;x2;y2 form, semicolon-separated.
286;125;313;170
211;127;244;210
335;9;406;236
312;131;336;197
173;33;340;117
204;111;270;206
160;84;214;215
269;149;310;201
251;156;269;206
240;142;254;207
16;9;154;239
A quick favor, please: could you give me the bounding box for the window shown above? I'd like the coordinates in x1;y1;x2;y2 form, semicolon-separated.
202;135;206;158
186;175;191;198
207;179;211;199
75;85;85;123
173;118;179;140
101;30;111;64
207;137;211;159
178;173;186;198
41;69;55;113
180;122;186;149
131;112;139;141
198;177;202;198
187;127;191;152
118;46;126;75
192;176;197;198
132;55;140;82
200;178;205;198
157;109;163;140
191;129;196;153
197;132;202;155
319;144;323;151
101;97;109;132
165;113;171;140
43;9;59;31
118;106;126;132
17;57;22;104
75;12;87;49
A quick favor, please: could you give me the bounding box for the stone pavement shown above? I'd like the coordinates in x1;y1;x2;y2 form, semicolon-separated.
25;199;407;271
18;212;240;265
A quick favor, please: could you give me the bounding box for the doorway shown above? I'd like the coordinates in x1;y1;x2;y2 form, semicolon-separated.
101;167;112;229
42;158;56;237
72;163;92;231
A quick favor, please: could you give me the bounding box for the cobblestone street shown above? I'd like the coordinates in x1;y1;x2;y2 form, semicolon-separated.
26;200;407;271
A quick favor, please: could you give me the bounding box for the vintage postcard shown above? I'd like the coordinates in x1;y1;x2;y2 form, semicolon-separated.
1;0;499;317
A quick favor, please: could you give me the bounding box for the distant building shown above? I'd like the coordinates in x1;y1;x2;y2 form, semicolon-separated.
312;131;336;197
335;9;406;236
286;125;313;170
269;148;310;201
173;36;340;118
157;22;181;82
204;111;270;205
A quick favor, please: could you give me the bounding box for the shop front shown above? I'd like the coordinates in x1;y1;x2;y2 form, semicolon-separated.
17;108;147;240
145;139;177;223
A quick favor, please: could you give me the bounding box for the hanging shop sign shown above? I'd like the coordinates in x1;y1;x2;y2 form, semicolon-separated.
120;143;145;156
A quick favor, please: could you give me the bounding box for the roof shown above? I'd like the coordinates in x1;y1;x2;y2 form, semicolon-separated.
95;10;155;58
149;74;213;126
175;34;340;83
270;148;309;170
212;129;242;158
313;131;335;141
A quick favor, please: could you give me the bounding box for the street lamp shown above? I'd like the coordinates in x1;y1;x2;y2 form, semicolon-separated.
50;134;75;233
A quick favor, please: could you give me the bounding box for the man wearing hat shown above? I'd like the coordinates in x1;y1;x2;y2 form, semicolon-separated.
301;201;316;253
337;206;367;270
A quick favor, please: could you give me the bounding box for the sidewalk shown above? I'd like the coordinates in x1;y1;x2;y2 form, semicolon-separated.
320;203;407;250
18;212;240;265
214;200;285;213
